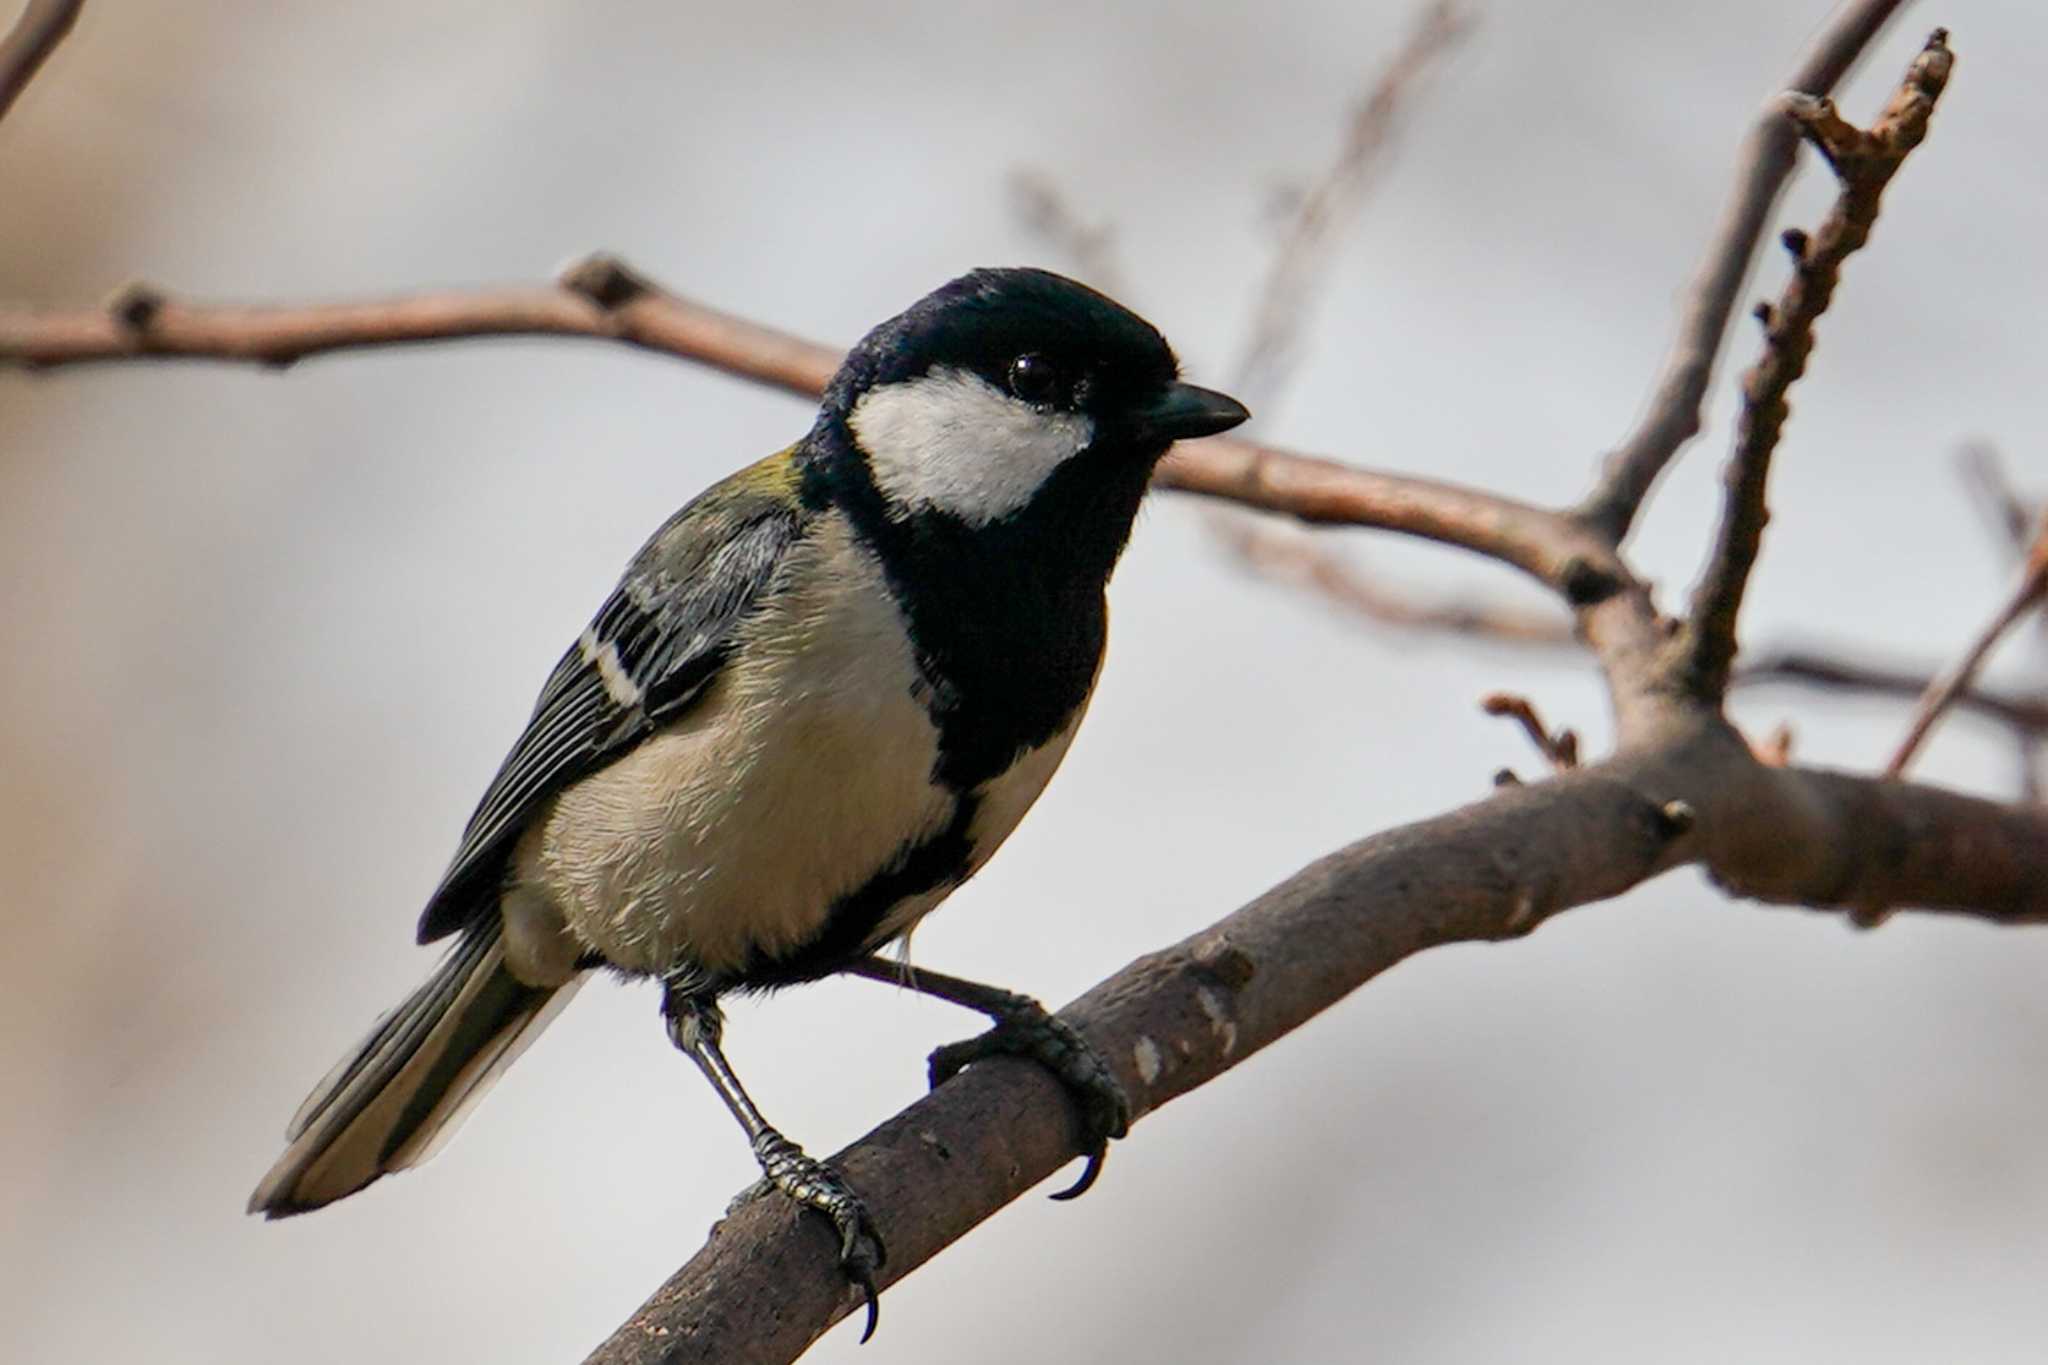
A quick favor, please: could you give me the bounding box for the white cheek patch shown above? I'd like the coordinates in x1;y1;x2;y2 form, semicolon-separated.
849;366;1095;526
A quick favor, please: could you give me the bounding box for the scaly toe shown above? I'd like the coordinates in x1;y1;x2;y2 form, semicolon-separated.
752;1132;888;1340
926;1005;1132;1197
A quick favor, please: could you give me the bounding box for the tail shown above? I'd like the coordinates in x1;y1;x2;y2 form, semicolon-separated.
249;921;582;1217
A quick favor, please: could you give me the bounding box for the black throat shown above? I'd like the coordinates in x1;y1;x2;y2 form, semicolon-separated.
800;418;1157;792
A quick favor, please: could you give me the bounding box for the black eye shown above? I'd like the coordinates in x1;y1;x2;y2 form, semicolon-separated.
1007;353;1060;404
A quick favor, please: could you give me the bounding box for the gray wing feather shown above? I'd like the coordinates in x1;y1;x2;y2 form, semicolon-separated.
416;460;805;943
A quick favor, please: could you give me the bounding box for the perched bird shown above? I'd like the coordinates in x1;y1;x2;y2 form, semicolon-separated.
250;267;1248;1336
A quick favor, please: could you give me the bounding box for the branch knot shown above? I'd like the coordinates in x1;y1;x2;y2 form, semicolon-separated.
560;253;653;311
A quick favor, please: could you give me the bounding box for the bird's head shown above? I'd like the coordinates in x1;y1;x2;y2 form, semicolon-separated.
813;268;1248;538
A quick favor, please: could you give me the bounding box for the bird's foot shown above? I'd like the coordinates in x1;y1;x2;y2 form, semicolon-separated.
928;996;1132;1200
746;1131;886;1342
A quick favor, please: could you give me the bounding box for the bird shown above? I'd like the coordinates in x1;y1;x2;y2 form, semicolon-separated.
249;266;1249;1337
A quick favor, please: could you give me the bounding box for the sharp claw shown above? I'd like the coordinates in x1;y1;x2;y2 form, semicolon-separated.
851;1262;880;1344
752;1132;888;1338
1048;1146;1105;1201
841;1218;885;1342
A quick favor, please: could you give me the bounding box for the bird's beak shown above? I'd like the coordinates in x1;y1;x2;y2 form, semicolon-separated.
1132;382;1250;444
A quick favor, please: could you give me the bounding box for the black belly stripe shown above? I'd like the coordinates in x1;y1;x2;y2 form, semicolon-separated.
727;793;982;991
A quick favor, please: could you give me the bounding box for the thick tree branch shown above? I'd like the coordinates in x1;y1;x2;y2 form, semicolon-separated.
0;0;80;125
1680;29;1952;703
585;717;2048;1364
1577;0;1913;541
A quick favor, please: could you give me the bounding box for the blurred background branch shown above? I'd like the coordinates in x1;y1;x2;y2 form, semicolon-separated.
0;0;79;123
1227;0;1472;415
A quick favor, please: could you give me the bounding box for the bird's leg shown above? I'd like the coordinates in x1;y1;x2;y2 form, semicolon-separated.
660;982;885;1342
839;956;1132;1200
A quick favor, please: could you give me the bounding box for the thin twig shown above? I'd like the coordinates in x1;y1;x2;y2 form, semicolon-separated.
1209;514;1573;644
1739;648;2048;734
1480;692;1579;770
1952;442;2048;792
1886;516;2048;777
1681;29;1953;703
0;255;842;391
1230;0;1469;411
0;0;82;124
1959;441;2033;553
1578;0;1915;542
1751;721;1795;767
1195;0;1468;647
1007;170;1126;297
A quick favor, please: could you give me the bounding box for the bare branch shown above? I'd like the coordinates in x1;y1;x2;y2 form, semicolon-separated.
1007;170;1126;297
0;256;1636;650
0;254;843;393
1951;443;2048;788
1578;0;1915;541
0;0;81;124
1158;437;1616;594
583;722;2048;1364
1187;2;1469;669
1230;0;1469;410
1172;435;1707;747
1207;514;1573;645
1886;516;2048;777
1959;441;2034;553
1680;29;1953;703
1740;648;2048;735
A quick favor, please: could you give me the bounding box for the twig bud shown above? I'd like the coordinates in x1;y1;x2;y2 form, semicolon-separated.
105;281;164;330
560;253;651;310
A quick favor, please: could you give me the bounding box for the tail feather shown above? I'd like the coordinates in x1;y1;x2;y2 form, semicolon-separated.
250;922;580;1217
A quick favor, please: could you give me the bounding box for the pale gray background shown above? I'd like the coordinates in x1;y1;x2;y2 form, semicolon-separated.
4;3;2045;1362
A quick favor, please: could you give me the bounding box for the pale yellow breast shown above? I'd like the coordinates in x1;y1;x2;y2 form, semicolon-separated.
507;519;956;978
